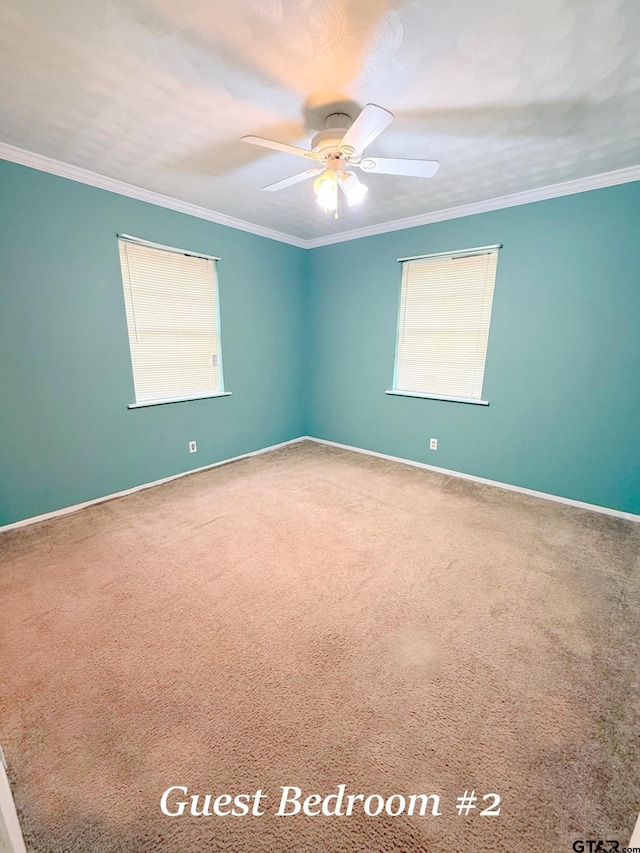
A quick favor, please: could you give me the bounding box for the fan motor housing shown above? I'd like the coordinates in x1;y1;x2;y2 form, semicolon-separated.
310;129;346;158
311;112;353;159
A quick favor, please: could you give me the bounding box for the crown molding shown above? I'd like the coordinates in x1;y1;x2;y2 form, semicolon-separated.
0;141;307;249
304;163;640;247
2;141;639;250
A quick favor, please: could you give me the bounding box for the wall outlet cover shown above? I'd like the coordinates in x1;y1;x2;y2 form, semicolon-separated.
189;441;197;453
430;438;438;450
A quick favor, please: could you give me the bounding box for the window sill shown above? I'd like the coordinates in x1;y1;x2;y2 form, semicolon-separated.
128;392;232;409
385;390;489;406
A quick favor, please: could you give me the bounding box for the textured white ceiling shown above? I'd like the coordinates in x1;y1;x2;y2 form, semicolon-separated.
1;0;639;241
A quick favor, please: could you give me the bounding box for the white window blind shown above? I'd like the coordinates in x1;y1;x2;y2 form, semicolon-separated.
393;248;499;402
118;237;224;406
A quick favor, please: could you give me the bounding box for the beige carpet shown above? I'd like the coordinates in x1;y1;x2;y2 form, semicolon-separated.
1;440;639;852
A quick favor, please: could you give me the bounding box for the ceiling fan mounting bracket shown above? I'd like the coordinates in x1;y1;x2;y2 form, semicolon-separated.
324;112;352;130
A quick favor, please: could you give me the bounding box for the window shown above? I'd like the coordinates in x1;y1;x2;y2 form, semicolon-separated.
389;245;500;405
118;235;229;408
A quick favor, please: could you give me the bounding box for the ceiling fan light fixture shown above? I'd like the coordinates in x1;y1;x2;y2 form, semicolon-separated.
313;171;338;212
339;171;368;206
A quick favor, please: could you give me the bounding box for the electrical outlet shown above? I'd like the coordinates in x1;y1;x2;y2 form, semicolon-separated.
429;438;438;451
188;440;197;453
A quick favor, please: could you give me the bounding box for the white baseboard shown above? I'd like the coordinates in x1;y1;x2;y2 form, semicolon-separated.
0;437;306;533
305;436;640;523
3;434;638;532
0;749;26;853
630;811;640;847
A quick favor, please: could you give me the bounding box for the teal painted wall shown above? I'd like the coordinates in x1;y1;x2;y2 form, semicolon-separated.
0;160;308;525
1;159;638;525
307;182;640;515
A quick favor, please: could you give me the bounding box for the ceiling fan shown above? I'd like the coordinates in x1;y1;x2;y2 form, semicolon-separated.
241;104;440;217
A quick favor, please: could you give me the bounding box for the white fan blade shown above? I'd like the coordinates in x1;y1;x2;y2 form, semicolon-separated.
241;135;321;160
339;104;394;155
358;157;440;178
263;168;323;192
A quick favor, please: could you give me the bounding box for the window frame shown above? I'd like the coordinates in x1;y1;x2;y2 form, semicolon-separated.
386;244;501;406
117;234;231;409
